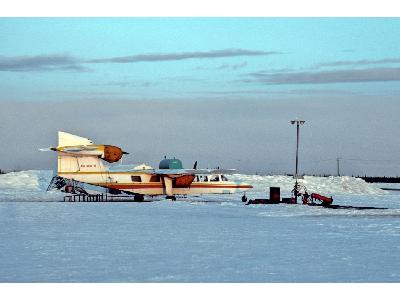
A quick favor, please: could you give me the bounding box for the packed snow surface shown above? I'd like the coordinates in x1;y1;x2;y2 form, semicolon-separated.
0;170;399;282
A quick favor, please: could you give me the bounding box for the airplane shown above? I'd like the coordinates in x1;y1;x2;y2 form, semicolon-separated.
41;131;253;201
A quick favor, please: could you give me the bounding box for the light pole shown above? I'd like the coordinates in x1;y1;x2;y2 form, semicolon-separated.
290;119;305;179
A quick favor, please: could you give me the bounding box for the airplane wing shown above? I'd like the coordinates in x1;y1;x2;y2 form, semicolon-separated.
184;168;236;175
142;168;237;189
142;168;236;176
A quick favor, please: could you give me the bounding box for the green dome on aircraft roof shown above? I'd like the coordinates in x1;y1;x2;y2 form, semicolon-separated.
159;158;183;169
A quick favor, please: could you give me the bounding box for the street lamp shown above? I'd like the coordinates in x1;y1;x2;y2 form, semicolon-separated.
290;119;305;179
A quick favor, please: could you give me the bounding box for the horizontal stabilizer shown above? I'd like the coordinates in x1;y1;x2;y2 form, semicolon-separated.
60;145;100;152
38;147;56;152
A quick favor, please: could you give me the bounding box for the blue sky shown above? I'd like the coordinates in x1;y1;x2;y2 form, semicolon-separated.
1;18;400;102
1;18;400;175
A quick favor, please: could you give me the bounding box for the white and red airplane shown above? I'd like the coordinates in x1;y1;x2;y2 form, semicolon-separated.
41;131;253;201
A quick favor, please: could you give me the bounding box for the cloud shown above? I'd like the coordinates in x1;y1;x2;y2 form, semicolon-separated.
100;80;156;88
161;75;205;82
316;58;400;68
194;61;248;71
189;88;361;96
0;54;87;72
0;49;277;72
87;49;279;64
217;62;248;70
244;67;400;85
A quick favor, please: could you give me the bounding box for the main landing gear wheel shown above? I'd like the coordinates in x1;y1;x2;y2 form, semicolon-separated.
134;194;144;202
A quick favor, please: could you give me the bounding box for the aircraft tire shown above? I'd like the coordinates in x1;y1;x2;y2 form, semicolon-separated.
134;194;144;202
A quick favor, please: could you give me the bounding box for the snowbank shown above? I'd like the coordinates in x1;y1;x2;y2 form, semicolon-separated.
0;170;62;202
0;170;53;191
231;174;386;196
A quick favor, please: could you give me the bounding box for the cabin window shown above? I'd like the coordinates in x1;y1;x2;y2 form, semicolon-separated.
210;175;220;182
131;175;142;182
221;175;229;181
150;175;161;182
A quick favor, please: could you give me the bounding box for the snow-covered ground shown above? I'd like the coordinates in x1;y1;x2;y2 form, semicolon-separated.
0;170;399;282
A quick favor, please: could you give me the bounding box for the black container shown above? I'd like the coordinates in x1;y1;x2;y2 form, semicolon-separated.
270;187;281;203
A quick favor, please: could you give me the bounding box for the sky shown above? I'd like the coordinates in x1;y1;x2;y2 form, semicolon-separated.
1;18;400;175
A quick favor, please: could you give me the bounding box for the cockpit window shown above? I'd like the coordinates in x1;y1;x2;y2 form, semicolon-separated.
221;175;229;181
202;176;208;182
150;175;160;182
210;175;220;182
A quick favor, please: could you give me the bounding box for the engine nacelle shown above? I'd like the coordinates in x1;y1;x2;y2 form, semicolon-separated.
102;145;124;163
55;144;127;163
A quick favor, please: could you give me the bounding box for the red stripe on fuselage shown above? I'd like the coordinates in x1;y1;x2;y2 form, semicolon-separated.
97;183;252;189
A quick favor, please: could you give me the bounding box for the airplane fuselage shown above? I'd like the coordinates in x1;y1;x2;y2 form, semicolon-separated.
59;171;252;196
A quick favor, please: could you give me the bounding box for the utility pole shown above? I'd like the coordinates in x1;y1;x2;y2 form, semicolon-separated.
290;119;305;179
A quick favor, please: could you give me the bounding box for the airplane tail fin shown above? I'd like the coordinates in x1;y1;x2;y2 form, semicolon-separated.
40;131;128;175
58;131;94;147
